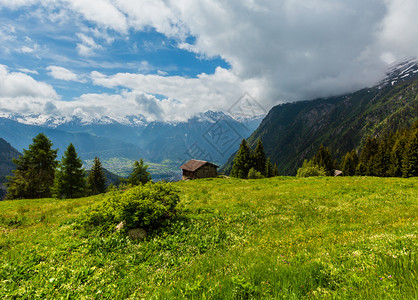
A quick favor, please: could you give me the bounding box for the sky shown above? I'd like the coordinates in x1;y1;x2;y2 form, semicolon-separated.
0;0;417;122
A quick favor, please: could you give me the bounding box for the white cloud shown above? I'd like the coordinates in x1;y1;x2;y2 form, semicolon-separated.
0;65;58;99
46;65;86;82
76;33;103;57
0;65;59;115
90;66;267;120
64;0;128;33
17;68;39;75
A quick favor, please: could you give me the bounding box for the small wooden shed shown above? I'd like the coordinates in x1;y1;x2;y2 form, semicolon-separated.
180;159;218;180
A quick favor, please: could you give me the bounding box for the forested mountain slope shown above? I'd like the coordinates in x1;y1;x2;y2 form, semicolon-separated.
222;59;418;175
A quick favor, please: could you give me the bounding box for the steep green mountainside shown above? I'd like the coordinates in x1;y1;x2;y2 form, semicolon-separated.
0;138;20;200
221;72;418;175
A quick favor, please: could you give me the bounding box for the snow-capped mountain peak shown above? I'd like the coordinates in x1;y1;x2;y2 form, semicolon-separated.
379;57;418;87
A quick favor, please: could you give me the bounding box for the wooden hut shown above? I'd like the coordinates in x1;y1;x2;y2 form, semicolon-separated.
180;159;218;180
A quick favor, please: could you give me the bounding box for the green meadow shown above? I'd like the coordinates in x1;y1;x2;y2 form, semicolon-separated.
0;177;417;299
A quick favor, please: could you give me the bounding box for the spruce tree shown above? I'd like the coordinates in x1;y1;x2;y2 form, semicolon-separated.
341;150;358;176
253;139;267;175
374;135;392;177
87;157;107;195
389;133;406;177
231;139;252;178
53;143;86;199
402;129;418;178
272;163;279;177
6;133;58;199
128;159;151;185
358;136;378;176
265;157;273;178
313;144;334;176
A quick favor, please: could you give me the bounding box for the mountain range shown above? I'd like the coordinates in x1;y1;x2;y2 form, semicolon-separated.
0;111;263;178
221;57;418;175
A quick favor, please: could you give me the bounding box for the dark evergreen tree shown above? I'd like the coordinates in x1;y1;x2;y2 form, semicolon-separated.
272;163;279;177
402;129;418;178
389;132;406;177
52;143;86;199
313;144;334;176
231;139;253;178
6;133;58;199
358;136;378;176
253;139;266;175
341;150;358;176
374;135;393;177
128;159;151;185
87;157;107;195
265;157;273;178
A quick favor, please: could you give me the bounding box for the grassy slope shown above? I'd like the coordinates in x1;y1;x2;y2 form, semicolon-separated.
0;177;417;299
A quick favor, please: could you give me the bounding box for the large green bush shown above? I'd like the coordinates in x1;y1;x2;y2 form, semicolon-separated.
296;159;327;177
82;182;180;232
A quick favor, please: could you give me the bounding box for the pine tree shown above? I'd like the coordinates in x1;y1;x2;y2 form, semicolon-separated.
402;129;418;178
374;135;393;177
87;157;107;195
253;139;266;175
52;143;86;199
265;157;273;178
389;132;406;177
231;139;253;178
6;133;58;199
358;136;378;176
128;159;151;185
313;144;334;176
272;163;279;177
341;150;358;176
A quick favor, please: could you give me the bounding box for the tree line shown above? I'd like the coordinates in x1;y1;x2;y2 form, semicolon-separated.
231;139;279;179
297;121;418;177
5;133;151;200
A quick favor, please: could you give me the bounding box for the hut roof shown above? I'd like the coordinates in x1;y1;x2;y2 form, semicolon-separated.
180;159;218;172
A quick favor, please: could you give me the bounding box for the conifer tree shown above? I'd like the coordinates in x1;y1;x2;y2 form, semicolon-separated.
389;133;406;177
52;143;86;199
374;135;392;177
341;150;358;176
231;139;252;178
272;163;279;177
6;133;58;199
253;139;267;175
402;129;418;178
87;157;107;195
358;136;378;176
128;159;151;185
313;144;334;176
265;157;273;178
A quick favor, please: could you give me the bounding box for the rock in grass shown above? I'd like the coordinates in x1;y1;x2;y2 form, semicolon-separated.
127;228;147;240
115;221;126;231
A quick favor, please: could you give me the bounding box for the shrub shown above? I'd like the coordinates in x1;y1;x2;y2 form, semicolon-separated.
247;167;264;179
81;182;180;232
296;160;327;177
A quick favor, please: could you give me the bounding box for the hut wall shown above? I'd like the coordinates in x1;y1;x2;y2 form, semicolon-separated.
195;164;217;178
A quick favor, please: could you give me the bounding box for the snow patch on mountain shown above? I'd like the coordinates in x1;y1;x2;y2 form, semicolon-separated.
378;57;418;88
